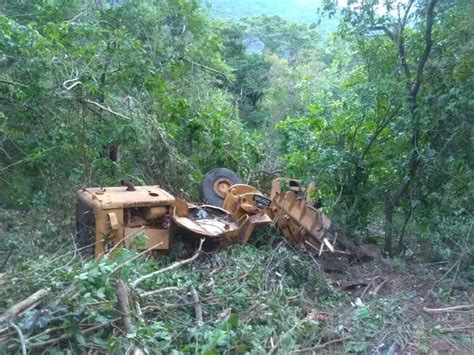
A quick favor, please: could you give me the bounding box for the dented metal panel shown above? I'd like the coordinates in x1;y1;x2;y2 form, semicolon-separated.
271;190;333;252
76;175;340;262
123;228;170;250
172;203;240;238
78;186;174;210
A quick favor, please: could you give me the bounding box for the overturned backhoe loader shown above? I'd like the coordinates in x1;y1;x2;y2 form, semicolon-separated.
76;168;343;265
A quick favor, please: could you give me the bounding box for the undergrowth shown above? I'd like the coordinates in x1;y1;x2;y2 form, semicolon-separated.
2;233;471;354
0;239;338;353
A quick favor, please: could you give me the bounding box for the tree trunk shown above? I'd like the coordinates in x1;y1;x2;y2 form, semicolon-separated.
384;199;395;256
383;0;437;255
98;43;121;163
108;142;121;162
384;152;419;255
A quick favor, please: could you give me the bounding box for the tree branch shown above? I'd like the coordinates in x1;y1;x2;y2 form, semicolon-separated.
181;57;235;89
131;239;204;288
0;79;28;88
8;321;26;355
115;280;132;334
423;304;474;313
29;317;121;348
369;26;395;41
401;0;415;29
384;0;438;255
190;286;203;326
411;0;437;99
0;289;50;323
394;0;415;92
360;106;401;161
83;99;130;120
140;286;183;298
294;337;347;353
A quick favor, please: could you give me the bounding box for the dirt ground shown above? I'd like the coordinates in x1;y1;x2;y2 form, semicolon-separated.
323;257;473;354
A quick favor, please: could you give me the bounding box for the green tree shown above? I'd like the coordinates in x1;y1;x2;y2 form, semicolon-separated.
217;15;320;128
0;0;262;210
278;0;473;256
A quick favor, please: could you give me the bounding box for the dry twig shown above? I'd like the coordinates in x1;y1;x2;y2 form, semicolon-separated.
293;337;347;353
29;317;121;348
373;278;389;295
9;321;26;355
361;276;381;298
423;304;474;314
268;322;301;355
438;325;474;333
131;239;204;288
140;287;183;298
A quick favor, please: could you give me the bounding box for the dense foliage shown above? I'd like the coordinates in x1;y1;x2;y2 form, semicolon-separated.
276;0;473;258
0;0;263;211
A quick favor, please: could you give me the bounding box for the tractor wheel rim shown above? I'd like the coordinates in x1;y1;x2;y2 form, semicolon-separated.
214;178;232;198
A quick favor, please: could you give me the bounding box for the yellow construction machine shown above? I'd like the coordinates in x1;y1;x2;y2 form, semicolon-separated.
76;168;342;264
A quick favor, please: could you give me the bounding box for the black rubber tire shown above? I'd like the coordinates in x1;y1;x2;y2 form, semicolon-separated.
200;168;241;207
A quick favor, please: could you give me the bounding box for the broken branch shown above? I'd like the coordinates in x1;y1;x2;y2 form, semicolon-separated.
372;278;389;295
115;280;133;334
190;286;203;326
29;317;120;348
423;304;474;314
9;321;26;355
140;286;183;298
294;337;347;353
131;239;204;288
0;79;28;88
0;288;50;323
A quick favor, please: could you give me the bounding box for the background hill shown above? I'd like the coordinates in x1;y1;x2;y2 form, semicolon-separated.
205;0;339;35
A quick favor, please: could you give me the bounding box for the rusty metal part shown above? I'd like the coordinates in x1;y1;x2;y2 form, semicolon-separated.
121;179;136;191
269;176;339;260
223;184;264;219
222;184;272;244
75;182;271;258
75;175;343;264
123;228;169;249
78;186;174;210
76;185;174;258
172;201;239;239
144;207;167;220
271;190;332;251
213;178;232;199
270;178;316;205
